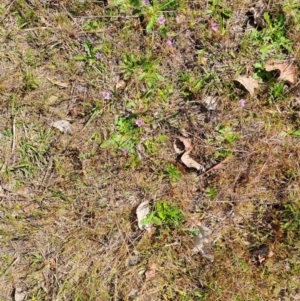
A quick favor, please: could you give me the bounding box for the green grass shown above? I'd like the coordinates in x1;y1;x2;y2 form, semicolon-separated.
0;0;300;300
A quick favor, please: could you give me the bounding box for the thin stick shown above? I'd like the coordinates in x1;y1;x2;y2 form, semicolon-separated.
11;116;16;154
201;156;231;175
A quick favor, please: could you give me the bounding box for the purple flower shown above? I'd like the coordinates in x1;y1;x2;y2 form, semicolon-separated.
211;23;218;32
166;39;172;46
143;0;149;4
135;120;143;127
102;92;110;100
95;52;102;59
239;99;245;107
122;147;128;154
158;16;166;25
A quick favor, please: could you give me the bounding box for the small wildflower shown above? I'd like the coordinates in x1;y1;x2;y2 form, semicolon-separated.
143;0;149;4
102;92;110;100
95;52;102;59
166;39;172;46
158;16;166;25
122;148;128;154
135;120;143;127
211;23;218;32
239;99;245;107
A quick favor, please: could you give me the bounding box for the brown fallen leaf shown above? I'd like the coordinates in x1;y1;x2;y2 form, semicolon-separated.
136;201;152;232
174;137;204;171
264;60;297;85
145;263;156;280
234;76;259;96
46;77;69;88
116;80;126;90
173;136;192;154
181;150;204;171
203;96;218;111
50;120;71;133
192;224;214;261
14;284;27;301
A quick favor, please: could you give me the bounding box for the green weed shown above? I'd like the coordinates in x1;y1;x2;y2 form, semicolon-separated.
248;12;292;58
164;163;181;182
205;187;217;199
215;125;241;144
101;115;141;154
142;201;184;228
74;42;102;66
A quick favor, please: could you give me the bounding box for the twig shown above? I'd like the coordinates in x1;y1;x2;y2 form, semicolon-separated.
11;115;16;154
201;156;231;176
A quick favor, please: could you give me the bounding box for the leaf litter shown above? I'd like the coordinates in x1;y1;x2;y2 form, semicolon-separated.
136;201;152;232
145;263;157;280
234;76;259;96
192;224;214;261
264;60;297;85
50;120;71;133
174;137;204;171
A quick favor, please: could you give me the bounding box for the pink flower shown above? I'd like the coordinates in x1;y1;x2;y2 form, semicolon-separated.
135;120;143;127
239;99;245;107
122;148;128;154
166;39;172;46
102;92;110;100
95;52;102;59
158;16;166;25
211;23;218;32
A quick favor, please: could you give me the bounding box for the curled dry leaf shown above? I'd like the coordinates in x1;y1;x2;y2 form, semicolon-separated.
136;201;151;231
181;150;204;171
264;60;297;85
192;224;214;261
234;76;259;96
50;120;71;133
145;263;156;280
173;136;192;154
46;77;69;88
174;137;204;171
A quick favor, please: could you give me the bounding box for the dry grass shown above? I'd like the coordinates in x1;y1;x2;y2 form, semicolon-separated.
0;0;300;300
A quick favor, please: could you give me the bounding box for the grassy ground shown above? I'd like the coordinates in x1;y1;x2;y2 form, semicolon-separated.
0;0;300;300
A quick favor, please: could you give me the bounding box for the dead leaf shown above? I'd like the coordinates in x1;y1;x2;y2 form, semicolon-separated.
174;137;204;171
192;224;214;261
14;285;27;301
116;80;126;90
264;60;297;85
50;120;71;133
145;263;156;280
249;1;267;28
181;150;204;171
173;137;192;154
136;201;151;231
234;76;259;96
203;96;218;111
47;77;69;88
